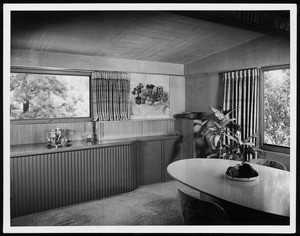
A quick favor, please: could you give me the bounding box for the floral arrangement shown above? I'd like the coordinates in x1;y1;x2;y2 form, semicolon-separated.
203;107;263;161
131;83;169;106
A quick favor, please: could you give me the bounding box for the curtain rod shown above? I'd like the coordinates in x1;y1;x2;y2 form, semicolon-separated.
185;62;290;76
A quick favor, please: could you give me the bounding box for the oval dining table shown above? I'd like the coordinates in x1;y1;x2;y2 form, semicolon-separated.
167;158;290;224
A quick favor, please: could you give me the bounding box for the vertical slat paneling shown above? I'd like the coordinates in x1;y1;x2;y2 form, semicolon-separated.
81;150;85;202
40;155;45;212
75;150;79;204
95;148;100;198
24;157;29;215
10;158;15;217
57;153;62;208
36;155;41;212
51;153;56;209
89;149;93;200
103;148;107;197
32;156;37;212
11;143;137;218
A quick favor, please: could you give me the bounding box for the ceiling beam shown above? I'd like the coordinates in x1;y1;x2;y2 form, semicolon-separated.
172;11;290;38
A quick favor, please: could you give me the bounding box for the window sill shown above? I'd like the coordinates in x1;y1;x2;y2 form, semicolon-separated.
11;117;93;125
260;144;290;155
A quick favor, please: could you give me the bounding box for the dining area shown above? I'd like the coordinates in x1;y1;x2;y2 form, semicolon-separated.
167;158;291;226
166;91;293;228
4;4;296;234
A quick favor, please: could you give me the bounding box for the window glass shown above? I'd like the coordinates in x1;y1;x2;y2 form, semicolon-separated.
10;73;90;119
263;68;290;147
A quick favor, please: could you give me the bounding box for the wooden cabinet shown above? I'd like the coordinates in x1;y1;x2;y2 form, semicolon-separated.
138;140;162;186
162;138;182;182
10;143;138;218
137;135;183;186
10;134;183;218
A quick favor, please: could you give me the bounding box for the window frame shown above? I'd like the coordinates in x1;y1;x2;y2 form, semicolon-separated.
10;67;93;124
259;64;290;154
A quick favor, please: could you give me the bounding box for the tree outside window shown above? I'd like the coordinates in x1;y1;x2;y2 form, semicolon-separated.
10;73;90;120
263;68;290;148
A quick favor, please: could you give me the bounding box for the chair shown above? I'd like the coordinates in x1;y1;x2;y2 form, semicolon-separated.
178;189;229;225
249;158;287;171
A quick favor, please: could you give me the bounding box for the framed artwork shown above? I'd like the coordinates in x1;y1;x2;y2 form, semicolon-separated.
130;74;170;119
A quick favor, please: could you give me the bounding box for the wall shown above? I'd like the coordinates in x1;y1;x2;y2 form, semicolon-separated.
185;73;223;113
10;50;185;145
11;122;93;145
129;73;185;118
185;35;290;113
11;50;184;76
96;119;176;140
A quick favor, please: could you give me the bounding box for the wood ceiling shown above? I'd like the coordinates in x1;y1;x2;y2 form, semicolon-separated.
11;11;264;65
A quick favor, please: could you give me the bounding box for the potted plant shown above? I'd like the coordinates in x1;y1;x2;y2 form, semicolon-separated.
223;131;261;161
202;107;262;161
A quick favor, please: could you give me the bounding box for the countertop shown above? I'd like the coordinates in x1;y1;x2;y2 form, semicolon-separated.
10;134;182;157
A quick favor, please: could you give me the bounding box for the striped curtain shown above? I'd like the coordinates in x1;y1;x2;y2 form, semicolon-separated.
223;68;259;160
92;71;130;121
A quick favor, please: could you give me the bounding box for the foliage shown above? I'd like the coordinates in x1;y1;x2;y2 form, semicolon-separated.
264;69;290;146
10;73;89;119
203;107;261;161
223;131;264;161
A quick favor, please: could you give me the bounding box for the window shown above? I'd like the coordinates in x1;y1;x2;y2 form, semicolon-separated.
10;70;90;121
260;65;290;153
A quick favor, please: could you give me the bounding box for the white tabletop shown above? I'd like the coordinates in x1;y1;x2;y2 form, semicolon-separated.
167;158;290;217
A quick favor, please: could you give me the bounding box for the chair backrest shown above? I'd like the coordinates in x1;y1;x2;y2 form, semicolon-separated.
249;158;287;171
178;189;229;225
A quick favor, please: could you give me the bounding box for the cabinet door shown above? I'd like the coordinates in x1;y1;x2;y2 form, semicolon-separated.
162;137;182;182
138;140;162;186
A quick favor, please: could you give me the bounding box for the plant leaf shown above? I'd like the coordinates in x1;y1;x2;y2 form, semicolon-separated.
224;107;239;116
244;134;258;142
207;153;218;158
223;143;230;148
209;107;225;120
213;135;221;149
193;124;201;133
208;127;217;132
221;118;236;128
211;121;222;129
203;129;212;138
224;133;238;143
227;122;241;131
209;136;217;150
240;142;255;146
193;119;202;125
227;130;239;138
201;119;208;126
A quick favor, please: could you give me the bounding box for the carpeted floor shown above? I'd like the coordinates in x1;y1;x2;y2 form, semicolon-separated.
11;180;200;226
